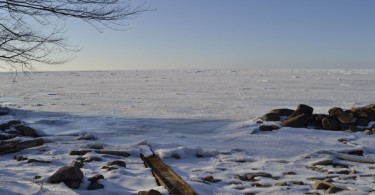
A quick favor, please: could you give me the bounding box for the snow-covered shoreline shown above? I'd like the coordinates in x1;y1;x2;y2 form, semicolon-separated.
1;69;374;194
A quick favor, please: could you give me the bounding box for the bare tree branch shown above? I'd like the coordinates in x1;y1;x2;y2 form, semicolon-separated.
0;0;145;71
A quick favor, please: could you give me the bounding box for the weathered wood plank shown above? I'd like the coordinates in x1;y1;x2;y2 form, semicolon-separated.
141;154;196;195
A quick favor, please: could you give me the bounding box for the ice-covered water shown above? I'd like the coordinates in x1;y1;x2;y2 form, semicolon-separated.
1;69;374;121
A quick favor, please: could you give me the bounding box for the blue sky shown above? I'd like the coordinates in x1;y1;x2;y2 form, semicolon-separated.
38;0;375;71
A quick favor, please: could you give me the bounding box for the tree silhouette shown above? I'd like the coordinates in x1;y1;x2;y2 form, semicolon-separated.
0;0;144;71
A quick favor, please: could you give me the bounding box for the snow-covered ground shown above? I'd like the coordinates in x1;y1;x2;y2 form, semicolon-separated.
0;69;374;194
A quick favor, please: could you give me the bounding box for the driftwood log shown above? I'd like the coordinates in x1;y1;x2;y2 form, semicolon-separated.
141;154;196;195
0;138;44;155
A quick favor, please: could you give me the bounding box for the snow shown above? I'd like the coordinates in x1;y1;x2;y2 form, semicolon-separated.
0;69;374;194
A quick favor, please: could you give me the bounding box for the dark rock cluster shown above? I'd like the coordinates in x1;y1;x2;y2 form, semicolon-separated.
0;120;39;138
260;104;375;133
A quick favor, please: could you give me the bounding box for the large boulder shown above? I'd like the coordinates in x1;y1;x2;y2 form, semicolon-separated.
282;113;310;128
351;105;375;121
288;104;314;119
328;107;344;117
270;108;294;117
261;113;280;121
322;117;340;131
48;166;84;189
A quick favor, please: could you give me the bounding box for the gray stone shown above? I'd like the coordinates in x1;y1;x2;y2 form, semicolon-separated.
288;104;314;119
311;114;328;128
274;181;288;186
271;108;294;117
245;172;272;181
282;113;309;128
106;160;126;167
336;113;355;124
322;117;340;130
258;125;279;131
261;113;280;121
88;174;104;182
48;166;83;189
311;180;348;193
87;181;104;190
70;160;84;168
14;125;39;137
138;189;163;195
328;107;344;117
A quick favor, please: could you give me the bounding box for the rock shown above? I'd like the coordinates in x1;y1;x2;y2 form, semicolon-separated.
290;181;304;185
0;123;11;131
322;117;340;130
138;189;163;195
311;180;348;193
304;192;321;195
274;181;288;186
14;125;39;137
261;113;280;121
70;160;84;168
328;107;345;117
88;174;104;182
311;114;328;128
69;150;92;156
27;159;52;163
258;125;279;131
75;131;96;140
202;175;215;183
271;108;295;117
101;166;118;171
364;104;375;110
0;120;22;131
234;175;246;181
106;160;126;167
288;104;314;119
351;105;375;121
87;181;104;190
282;113;309;128
14;155;28;161
363;129;373;135
336;113;355;124
245;172;273;181
48;166;84;189
340;124;362;132
33;175;42;180
282;171;296;175
0;108;9;116
356;118;369;126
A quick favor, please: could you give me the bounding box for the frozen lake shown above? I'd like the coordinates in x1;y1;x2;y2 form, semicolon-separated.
1;69;374;121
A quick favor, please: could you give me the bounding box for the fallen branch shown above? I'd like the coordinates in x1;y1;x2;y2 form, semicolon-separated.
0;138;44;155
141;154;196;195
